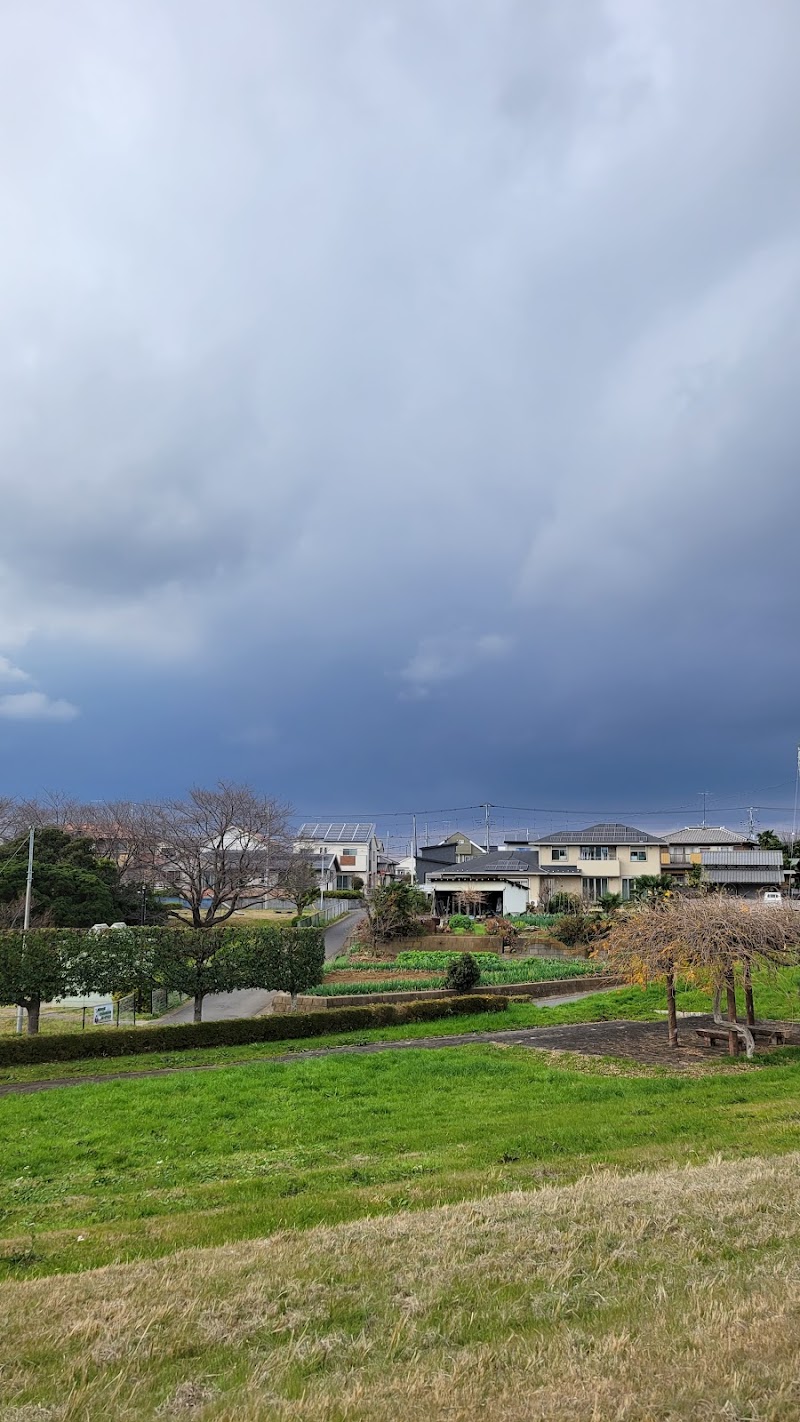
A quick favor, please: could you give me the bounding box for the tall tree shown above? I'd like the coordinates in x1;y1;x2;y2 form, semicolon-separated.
146;783;292;928
0;827;159;928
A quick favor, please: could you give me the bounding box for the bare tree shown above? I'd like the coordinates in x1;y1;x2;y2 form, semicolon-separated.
604;897;799;1056
6;791;82;835
78;800;158;883
277;855;320;916
458;888;486;918
146;783;292;927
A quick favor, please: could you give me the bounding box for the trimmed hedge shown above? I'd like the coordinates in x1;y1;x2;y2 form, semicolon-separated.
0;994;509;1066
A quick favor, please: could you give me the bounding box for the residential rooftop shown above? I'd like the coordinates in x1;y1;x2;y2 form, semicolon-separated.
535;822;664;845
665;826;749;845
296;822;376;842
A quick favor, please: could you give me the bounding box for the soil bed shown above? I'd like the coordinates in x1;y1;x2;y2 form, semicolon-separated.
512;1015;800;1066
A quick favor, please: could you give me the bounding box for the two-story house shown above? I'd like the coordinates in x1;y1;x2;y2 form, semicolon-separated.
294;822;380;889
531;823;665;902
659;826;751;880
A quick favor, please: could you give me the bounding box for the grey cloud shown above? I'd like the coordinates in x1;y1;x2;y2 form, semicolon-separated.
0;0;798;799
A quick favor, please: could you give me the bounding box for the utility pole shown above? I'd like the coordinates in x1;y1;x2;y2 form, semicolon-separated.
15;826;34;1035
747;806;756;839
482;802;491;853
411;814;418;882
699;791;709;827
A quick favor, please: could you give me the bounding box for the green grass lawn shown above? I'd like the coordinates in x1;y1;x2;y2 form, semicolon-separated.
0;969;797;1088
3;1027;800;1282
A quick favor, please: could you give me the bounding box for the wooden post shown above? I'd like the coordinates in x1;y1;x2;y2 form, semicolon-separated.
743;957;756;1027
665;961;679;1048
725;969;739;1056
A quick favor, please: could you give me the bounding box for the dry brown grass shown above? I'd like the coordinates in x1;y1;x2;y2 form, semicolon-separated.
3;1153;800;1420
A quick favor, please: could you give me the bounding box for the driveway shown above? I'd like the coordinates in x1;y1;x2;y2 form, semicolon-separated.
158;910;365;1024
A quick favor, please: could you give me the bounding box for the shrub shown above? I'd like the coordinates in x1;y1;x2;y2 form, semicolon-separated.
553;913;595;946
445;953;482;992
0;995;508;1065
448;914;474;932
546;893;584;916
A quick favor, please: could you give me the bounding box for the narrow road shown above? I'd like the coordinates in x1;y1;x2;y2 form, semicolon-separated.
158;910;366;1024
323;908;364;961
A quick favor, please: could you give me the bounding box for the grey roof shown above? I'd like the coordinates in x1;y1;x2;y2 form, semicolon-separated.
297;822;375;843
704;867;784;885
433;849;540;880
665;826;748;845
702;850;783;866
536;823;664;845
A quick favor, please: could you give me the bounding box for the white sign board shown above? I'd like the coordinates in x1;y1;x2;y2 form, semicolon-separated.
93;1003;114;1026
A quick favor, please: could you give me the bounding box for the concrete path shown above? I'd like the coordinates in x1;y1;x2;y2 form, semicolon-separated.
323;909;365;961
157;910;366;1024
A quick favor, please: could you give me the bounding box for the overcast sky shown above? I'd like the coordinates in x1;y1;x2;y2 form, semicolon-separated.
1;0;799;833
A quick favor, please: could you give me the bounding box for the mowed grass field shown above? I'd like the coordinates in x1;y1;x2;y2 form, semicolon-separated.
4;1152;800;1420
2;1039;800;1280
2;972;800;1420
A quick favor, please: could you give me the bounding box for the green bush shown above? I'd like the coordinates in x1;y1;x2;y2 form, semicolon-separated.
509;913;560;928
445;953;482;992
0;995;508;1066
448;914;473;932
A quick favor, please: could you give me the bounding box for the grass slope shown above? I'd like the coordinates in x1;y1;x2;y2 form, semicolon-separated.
1;970;797;1087
2;1044;800;1279
3;1153;800;1420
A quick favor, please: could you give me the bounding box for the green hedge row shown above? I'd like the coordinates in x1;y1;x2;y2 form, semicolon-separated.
0;994;508;1066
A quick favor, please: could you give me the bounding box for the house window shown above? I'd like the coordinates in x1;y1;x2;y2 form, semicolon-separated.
551;848;567;861
583;877;609;901
622;878;633;900
580;847;612;861
336;874;351;890
630;850;647;862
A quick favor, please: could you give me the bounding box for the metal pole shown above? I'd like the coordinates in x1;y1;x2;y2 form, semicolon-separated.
15;826;34;1035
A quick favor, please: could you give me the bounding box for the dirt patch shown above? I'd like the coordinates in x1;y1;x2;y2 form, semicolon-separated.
505;1015;800;1066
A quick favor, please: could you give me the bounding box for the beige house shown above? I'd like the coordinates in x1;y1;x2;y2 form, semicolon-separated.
294;822;380;889
531;823;665;902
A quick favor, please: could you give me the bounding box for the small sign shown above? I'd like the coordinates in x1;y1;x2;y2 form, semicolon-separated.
93;1003;114;1026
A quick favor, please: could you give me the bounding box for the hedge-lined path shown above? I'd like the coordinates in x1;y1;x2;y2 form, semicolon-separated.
155;911;366;1024
1;998;787;1098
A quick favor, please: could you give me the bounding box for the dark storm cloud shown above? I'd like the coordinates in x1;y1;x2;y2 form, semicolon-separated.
0;0;799;804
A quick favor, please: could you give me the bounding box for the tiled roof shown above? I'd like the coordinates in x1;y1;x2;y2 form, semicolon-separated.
536;823;663;845
296;822;375;842
665;826;748;845
433;850;540;880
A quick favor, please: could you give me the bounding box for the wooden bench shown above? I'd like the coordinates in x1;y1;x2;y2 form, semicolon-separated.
696;1026;785;1048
